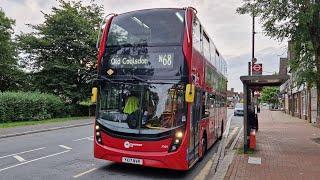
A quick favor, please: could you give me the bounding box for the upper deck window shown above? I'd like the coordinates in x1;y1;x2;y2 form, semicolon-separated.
203;31;210;61
192;17;201;52
107;9;185;47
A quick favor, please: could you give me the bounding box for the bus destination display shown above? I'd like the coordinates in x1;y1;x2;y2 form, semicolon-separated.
109;53;174;69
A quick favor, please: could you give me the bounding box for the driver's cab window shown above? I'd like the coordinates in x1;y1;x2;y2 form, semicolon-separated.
162;87;185;127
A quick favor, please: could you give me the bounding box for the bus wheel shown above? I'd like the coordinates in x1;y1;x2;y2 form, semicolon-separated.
219;121;224;140
200;133;207;160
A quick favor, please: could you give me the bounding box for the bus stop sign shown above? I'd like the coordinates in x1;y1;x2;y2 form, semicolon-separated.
252;64;262;75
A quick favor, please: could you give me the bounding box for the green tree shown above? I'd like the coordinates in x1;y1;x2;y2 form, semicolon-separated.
237;0;320;119
261;87;280;105
0;8;24;91
18;0;103;104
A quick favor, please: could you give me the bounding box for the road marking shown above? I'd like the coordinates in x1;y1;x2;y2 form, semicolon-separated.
73;136;93;141
225;127;239;149
73;168;97;178
230;127;243;150
59;145;72;150
0;150;70;173
0;147;46;159
213;150;236;179
208;113;233;178
13;155;26;162
230;127;239;135
196;112;236;180
223;113;233;138
194;153;216;180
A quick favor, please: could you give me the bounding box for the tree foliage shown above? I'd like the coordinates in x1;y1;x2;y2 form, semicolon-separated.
0;8;24;91
0;91;64;122
18;0;103;103
237;0;320;116
261;87;280;104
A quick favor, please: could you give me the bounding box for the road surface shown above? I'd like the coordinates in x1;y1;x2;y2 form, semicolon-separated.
0;110;239;180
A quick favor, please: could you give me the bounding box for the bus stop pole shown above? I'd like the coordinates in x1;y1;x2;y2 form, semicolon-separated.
243;83;248;152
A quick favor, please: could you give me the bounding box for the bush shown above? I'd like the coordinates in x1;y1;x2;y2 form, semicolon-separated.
0;92;65;122
65;103;95;117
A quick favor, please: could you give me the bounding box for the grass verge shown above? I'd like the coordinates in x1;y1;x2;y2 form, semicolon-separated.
0;116;93;129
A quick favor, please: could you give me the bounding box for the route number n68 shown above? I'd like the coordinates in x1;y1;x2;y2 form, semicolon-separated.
158;54;173;66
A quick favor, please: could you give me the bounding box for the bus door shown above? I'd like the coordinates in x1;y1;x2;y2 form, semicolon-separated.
188;88;202;165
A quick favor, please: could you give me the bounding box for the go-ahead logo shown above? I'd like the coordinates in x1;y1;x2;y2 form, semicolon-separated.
124;141;142;148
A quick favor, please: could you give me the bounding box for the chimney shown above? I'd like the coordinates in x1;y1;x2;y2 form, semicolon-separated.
279;58;288;75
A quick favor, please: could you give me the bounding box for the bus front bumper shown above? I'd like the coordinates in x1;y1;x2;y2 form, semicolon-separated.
94;141;188;170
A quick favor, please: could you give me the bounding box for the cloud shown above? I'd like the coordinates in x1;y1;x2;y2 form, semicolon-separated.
227;46;287;92
2;0;284;54
1;0;287;92
1;0;58;33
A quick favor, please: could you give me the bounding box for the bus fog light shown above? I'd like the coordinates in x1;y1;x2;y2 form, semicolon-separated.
175;139;180;144
96;131;100;136
97;138;102;143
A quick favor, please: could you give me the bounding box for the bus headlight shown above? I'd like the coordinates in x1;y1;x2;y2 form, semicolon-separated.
175;131;183;138
95;124;102;144
169;131;184;152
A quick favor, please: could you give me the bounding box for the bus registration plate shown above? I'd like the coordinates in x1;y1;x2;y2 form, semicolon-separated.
122;157;143;165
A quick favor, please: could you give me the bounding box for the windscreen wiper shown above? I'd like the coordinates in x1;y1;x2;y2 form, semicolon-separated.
99;74;180;85
96;75;145;86
130;74;148;83
96;76;116;83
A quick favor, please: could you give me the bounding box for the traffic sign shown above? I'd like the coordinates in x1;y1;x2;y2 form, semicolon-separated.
252;63;262;75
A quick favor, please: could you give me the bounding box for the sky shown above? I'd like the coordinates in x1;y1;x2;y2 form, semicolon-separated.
1;0;287;92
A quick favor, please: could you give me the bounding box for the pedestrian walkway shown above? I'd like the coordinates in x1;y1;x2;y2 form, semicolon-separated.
224;109;320;180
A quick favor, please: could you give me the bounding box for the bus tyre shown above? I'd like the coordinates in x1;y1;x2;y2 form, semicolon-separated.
219;122;224;140
200;134;207;160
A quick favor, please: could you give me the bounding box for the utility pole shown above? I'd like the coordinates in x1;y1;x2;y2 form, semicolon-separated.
252;13;255;64
249;7;255;76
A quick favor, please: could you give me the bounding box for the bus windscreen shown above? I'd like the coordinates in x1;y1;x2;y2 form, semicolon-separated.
98;82;186;135
106;9;185;47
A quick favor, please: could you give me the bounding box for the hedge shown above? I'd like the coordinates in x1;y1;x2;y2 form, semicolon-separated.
0;92;65;122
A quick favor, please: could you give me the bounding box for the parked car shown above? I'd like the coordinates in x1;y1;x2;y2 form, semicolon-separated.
234;103;244;116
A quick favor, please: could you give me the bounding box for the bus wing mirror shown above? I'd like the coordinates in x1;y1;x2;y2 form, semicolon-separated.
91;87;98;103
185;84;195;103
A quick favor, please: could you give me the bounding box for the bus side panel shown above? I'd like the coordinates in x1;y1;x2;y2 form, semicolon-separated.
198;118;209;158
207;116;216;147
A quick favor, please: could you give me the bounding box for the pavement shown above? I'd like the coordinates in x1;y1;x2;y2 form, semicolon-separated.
0;118;94;138
0;110;240;180
224;109;320;180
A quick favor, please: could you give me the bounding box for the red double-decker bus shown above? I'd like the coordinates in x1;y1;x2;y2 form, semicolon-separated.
91;7;227;170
